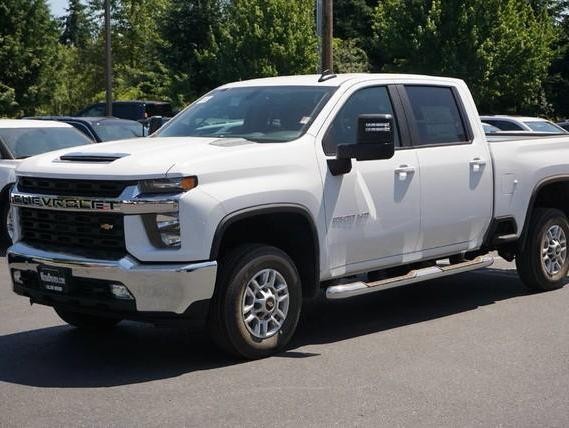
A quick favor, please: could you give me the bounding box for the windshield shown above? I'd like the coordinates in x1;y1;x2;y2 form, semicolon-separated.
158;86;335;142
0;127;91;159
94;122;144;141
524;121;566;133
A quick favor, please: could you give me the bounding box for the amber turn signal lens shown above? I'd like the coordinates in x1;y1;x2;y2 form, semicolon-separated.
179;176;198;191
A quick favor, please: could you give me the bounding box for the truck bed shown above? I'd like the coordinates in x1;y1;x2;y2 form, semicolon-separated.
489;133;569;238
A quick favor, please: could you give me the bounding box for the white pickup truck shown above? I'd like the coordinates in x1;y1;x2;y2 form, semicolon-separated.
7;73;569;358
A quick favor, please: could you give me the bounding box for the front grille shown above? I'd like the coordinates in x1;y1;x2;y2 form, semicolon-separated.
19;208;125;253
18;177;136;197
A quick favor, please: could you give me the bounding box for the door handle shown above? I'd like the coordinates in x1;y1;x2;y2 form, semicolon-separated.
394;165;415;181
469;158;487;172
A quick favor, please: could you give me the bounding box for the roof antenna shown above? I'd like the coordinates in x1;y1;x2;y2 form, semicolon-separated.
318;69;337;83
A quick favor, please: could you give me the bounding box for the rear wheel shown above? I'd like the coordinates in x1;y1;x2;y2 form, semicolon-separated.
208;244;302;359
516;208;569;291
55;307;122;330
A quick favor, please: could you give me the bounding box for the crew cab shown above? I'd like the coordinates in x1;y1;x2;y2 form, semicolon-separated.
7;74;569;359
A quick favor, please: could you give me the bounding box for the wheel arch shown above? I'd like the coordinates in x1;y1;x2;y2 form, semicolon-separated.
520;175;569;249
210;204;320;298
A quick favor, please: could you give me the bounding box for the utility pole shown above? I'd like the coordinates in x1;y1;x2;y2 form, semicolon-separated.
321;0;333;73
104;0;113;117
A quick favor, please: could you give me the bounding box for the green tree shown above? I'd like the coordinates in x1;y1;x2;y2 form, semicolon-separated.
333;0;382;69
334;0;376;41
60;0;93;48
161;0;224;99
543;3;569;118
333;38;369;73
200;0;318;85
84;0;173;104
373;0;556;114
0;0;60;116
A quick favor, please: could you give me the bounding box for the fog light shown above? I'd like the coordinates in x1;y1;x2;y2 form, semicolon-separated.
12;270;23;285
156;212;181;248
110;284;134;300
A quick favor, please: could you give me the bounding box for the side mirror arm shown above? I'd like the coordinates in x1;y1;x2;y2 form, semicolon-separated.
327;158;352;176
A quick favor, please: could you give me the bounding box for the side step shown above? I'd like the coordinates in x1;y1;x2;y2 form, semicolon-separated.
325;255;494;300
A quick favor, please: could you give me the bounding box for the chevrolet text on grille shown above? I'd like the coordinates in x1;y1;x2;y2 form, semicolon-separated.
10;192;178;214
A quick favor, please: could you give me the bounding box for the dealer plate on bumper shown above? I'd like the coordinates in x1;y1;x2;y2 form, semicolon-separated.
38;266;71;293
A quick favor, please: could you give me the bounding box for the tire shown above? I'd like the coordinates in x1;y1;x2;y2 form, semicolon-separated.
0;194;13;245
208;244;302;359
54;307;122;330
516;208;569;291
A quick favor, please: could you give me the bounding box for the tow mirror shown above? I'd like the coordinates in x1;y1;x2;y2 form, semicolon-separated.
329;114;395;176
337;114;395;161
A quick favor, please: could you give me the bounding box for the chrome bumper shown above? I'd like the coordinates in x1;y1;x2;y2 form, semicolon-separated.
7;242;217;315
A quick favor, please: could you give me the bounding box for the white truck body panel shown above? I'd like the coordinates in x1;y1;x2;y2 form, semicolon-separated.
8;73;569;319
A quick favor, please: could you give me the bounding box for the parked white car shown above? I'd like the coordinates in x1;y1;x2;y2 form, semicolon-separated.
480;115;567;134
8;74;569;358
0;120;92;243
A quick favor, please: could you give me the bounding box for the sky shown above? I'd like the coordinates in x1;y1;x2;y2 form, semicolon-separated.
47;0;68;17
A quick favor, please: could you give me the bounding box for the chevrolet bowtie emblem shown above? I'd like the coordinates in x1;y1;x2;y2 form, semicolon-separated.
100;223;114;231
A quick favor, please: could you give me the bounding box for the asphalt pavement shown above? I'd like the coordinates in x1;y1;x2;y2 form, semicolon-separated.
0;249;568;427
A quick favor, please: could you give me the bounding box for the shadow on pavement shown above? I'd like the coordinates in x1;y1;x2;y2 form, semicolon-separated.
0;267;529;388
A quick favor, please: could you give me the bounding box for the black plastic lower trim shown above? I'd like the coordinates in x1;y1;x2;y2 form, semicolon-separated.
13;284;211;327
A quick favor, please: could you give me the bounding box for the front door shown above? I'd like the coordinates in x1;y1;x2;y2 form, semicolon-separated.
319;85;422;276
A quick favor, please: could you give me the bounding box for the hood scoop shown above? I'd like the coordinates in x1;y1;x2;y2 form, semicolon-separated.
58;152;130;163
209;138;255;147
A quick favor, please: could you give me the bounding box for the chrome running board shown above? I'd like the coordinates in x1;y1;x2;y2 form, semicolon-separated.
325;255;494;300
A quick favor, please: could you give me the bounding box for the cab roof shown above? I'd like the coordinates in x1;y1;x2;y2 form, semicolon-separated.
219;73;465;89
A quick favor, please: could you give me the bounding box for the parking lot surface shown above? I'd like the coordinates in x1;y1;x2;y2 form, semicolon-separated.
1;251;568;427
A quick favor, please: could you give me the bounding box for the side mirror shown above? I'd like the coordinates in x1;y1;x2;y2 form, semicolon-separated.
148;116;164;134
328;114;395;176
337;114;395;161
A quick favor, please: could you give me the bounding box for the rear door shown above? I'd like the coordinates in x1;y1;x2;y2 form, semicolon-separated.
400;85;493;254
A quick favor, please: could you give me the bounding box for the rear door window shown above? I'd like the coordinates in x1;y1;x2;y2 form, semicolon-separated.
405;86;468;146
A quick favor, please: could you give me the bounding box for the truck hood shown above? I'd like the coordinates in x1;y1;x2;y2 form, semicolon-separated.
15;137;270;180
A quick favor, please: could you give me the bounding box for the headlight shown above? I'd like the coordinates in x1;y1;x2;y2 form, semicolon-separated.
140;176;198;194
156;212;181;247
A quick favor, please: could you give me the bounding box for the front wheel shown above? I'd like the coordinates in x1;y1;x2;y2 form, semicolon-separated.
516;208;569;291
208;244;302;359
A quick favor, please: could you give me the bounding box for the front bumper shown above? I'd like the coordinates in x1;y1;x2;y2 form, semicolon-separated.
8;242;217;321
